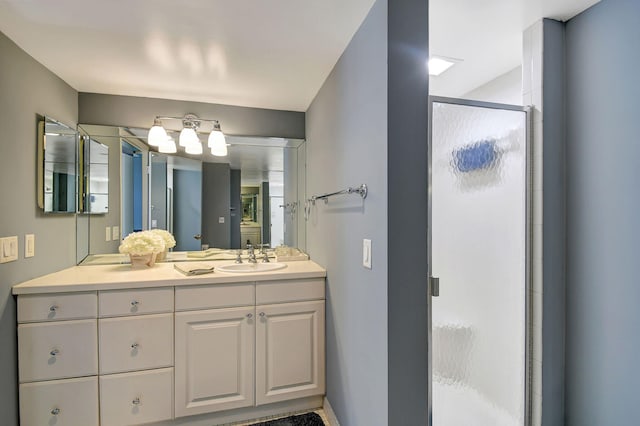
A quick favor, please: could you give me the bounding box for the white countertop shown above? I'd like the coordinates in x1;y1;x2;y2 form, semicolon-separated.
12;260;326;295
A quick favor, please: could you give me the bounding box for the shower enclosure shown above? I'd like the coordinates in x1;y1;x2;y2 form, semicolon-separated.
428;97;531;426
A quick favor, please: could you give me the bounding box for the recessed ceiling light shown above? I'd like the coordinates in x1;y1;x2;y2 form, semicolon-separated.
427;57;458;76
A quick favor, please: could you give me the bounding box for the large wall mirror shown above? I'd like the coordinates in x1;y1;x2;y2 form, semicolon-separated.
37;117;78;213
76;125;306;264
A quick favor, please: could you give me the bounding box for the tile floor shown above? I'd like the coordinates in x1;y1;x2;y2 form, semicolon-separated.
229;409;329;426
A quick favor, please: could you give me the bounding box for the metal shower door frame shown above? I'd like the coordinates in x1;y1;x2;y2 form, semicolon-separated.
427;95;532;426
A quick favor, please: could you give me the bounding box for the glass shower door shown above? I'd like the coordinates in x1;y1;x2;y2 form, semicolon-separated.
429;98;529;426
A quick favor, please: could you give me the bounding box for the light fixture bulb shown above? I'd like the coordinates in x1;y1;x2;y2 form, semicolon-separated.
179;127;199;147
208;122;228;156
185;140;203;155
158;137;177;153
148;118;167;146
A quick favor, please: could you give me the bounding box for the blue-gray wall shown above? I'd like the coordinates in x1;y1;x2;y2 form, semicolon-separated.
202;162;231;249
306;1;389;424
0;30;78;426
541;18;567;426
306;0;429;424
565;0;640;424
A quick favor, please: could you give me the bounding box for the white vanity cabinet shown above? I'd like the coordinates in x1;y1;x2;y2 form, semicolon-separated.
174;278;325;420
17;292;99;426
14;263;326;426
97;288;175;426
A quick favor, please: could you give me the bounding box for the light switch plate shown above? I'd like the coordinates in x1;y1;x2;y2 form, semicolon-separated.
112;226;120;241
105;226;111;241
218;217;225;224
363;239;372;269
0;236;18;263
25;234;35;258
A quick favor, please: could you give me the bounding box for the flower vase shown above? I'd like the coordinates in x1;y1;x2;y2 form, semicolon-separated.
155;250;168;262
129;253;157;268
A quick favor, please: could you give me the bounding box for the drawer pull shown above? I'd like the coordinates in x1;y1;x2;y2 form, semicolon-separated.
131;300;140;306
51;407;60;415
259;312;266;318
246;313;253;319
49;305;58;312
50;348;60;357
132;397;141;405
131;342;139;349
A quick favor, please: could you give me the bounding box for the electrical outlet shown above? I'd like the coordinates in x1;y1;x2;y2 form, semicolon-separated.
25;234;35;258
363;239;372;269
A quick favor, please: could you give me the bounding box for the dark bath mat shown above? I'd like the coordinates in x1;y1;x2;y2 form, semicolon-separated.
248;412;325;426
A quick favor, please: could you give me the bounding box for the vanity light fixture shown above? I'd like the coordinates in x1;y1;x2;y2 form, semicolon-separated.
208;122;227;156
148;118;168;146
147;114;227;156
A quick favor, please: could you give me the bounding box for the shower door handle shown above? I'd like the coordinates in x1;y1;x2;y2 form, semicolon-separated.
429;276;440;297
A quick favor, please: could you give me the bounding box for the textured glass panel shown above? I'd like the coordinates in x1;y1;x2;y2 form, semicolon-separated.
432;102;526;426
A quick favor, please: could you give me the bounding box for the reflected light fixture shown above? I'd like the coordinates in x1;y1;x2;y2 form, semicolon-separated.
148;114;227;157
158;136;177;153
427;56;458;76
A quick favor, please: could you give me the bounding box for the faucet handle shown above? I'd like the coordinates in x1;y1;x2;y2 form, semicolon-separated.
235;250;243;264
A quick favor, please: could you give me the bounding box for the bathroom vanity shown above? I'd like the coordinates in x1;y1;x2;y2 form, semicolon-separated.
12;261;326;426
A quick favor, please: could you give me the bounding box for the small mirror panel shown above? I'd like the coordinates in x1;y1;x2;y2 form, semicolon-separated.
37;117;78;213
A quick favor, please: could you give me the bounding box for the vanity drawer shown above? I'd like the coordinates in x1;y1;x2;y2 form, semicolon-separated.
99;287;173;317
98;313;173;374
19;376;99;426
256;278;325;304
18;292;97;323
100;367;173;426
18;319;98;383
175;283;254;311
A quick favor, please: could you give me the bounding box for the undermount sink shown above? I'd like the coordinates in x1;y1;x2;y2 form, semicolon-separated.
216;262;287;273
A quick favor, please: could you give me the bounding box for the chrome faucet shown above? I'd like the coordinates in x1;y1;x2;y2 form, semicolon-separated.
246;244;257;264
235;250;243;264
259;244;270;263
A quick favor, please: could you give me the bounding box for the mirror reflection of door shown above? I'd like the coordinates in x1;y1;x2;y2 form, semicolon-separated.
121;141;143;239
150;153;202;251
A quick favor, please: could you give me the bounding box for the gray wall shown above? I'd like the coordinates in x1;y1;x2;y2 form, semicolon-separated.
541;18;567;426
0;31;78;426
565;0;640;424
202;162;231;248
79;93;305;139
387;0;429;423
306;1;389;424
230;169;242;249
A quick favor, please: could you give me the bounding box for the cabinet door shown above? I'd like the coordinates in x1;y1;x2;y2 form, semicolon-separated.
256;300;325;405
175;306;255;417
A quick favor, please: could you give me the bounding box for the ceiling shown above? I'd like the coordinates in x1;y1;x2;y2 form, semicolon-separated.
0;0;599;112
430;0;600;98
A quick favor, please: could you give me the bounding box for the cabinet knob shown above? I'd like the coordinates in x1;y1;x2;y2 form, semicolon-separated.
50;348;59;357
132;397;141;405
131;342;139;349
259;312;266;318
51;408;60;415
131;300;139;306
246;313;253;319
49;305;58;312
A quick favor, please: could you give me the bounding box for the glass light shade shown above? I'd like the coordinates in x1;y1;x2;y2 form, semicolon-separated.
158;137;177;153
179;127;199;147
148;123;168;146
209;131;227;156
185;140;203;155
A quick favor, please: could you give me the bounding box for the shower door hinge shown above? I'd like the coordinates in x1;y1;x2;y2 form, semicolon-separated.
429;276;440;297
